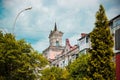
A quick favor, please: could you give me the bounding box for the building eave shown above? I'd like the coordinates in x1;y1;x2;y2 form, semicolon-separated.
110;14;120;23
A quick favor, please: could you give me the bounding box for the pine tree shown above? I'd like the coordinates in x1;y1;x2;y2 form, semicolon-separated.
88;5;116;79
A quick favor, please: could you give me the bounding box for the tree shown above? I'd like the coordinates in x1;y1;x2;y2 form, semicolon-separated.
0;31;48;80
28;51;49;79
41;67;69;80
88;5;116;79
67;54;90;80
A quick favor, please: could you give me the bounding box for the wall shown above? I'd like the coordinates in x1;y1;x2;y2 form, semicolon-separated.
116;53;120;80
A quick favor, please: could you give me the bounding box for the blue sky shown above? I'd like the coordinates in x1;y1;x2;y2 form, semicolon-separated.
0;0;120;52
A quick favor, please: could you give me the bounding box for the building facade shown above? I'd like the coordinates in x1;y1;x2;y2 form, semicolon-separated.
109;15;120;52
51;39;79;68
77;33;91;54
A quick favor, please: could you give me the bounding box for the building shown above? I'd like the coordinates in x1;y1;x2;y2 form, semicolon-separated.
43;23;79;68
109;14;120;52
77;33;91;54
51;39;79;68
109;14;120;80
43;23;64;61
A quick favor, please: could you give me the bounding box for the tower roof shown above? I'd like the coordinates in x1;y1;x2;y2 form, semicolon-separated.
49;22;63;38
54;22;57;31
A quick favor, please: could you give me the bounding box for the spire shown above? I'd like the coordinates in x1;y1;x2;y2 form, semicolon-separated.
54;22;57;31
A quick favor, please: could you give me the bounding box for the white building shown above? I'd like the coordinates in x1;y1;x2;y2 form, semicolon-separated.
77;33;91;54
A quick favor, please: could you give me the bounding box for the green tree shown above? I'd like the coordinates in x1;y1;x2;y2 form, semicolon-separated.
28;51;49;79
88;5;116;79
41;67;69;80
0;31;48;80
67;54;90;80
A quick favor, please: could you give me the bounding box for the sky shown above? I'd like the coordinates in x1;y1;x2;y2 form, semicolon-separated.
0;0;120;53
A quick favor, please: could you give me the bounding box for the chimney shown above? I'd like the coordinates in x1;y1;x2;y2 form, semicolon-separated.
66;39;72;48
81;33;87;37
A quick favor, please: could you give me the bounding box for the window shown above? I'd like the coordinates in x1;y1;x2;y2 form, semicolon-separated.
63;61;65;67
115;28;120;50
76;54;78;59
57;64;59;67
56;41;59;47
86;36;89;43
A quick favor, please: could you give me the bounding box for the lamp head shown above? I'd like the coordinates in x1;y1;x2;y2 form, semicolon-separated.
25;7;32;10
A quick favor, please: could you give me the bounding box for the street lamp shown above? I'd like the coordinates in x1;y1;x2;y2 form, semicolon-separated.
13;7;32;34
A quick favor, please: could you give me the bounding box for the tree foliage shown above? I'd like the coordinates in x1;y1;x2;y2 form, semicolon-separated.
88;5;116;79
67;54;90;80
0;31;48;80
41;67;69;80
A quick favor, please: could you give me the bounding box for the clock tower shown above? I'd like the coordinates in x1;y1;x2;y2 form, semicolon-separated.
43;23;64;60
49;22;63;47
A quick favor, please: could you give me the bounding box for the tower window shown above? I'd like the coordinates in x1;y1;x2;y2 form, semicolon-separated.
56;41;59;47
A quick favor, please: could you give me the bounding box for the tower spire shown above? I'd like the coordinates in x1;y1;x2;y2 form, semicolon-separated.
54;22;57;31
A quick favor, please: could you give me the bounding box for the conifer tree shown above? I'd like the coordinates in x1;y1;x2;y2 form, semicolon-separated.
88;5;115;79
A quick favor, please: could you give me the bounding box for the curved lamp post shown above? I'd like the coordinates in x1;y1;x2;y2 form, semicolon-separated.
13;7;32;34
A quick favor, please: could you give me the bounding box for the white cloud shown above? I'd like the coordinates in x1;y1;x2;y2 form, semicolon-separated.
106;7;120;20
57;0;99;9
32;39;49;53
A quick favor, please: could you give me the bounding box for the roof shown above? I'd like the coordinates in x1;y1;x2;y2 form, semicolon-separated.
49;23;63;38
110;14;120;23
78;33;89;41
